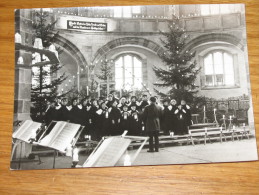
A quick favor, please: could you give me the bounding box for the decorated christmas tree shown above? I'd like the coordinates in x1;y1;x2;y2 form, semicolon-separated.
30;9;67;122
96;58;113;97
153;20;200;103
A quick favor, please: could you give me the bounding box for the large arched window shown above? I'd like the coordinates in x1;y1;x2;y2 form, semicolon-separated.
204;51;235;87
115;55;142;90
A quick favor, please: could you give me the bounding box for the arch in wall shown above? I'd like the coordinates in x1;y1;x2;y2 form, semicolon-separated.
54;34;88;68
92;37;165;62
185;33;244;51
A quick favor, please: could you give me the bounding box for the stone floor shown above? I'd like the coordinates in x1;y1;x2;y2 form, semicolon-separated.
10;138;258;170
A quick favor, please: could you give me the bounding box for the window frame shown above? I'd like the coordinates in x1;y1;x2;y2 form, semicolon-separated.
114;54;143;90
201;50;239;90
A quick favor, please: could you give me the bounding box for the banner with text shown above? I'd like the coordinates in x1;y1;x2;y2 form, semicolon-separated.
67;20;107;31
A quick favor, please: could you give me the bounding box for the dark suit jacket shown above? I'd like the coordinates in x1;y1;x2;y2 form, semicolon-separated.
142;103;163;132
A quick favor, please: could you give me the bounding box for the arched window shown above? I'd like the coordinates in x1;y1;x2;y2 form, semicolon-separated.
115;55;142;90
204;51;235;87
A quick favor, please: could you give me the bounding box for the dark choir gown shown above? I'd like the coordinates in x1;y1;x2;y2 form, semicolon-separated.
95;108;109;139
170;105;178;134
44;106;58;126
57;105;70;122
129;110;142;136
175;107;189;135
108;107;121;136
88;105;99;140
69;105;82;124
120;111;131;134
160;105;172;135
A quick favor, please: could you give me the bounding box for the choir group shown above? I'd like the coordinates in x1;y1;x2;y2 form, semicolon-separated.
43;93;192;141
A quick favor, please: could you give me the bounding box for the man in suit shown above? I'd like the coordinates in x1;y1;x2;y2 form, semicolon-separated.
142;96;163;152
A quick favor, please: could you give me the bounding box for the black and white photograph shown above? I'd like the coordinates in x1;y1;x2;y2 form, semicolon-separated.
11;4;258;170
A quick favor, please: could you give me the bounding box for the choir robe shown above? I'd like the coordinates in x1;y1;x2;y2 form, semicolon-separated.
175;107;189;135
160;106;172;135
88;106;99;140
182;105;192;126
69;105;82;124
108;107;121;136
170;105;178;134
96;109;110;137
129;110;142;136
120;111;131;133
139;100;149;111
44;106;58;126
57;105;70;122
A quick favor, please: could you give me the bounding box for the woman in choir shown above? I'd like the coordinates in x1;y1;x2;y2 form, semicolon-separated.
96;102;109;138
88;99;99;140
160;99;171;135
117;96;127;111
175;100;189;135
119;104;131;135
44;100;59;126
170;99;178;135
109;100;121;136
57;97;70;122
69;98;82;124
129;103;142;136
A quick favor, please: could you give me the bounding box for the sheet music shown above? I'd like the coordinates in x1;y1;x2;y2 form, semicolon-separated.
12;120;41;143
50;123;81;152
13;120;32;139
39;121;67;146
83;137;131;167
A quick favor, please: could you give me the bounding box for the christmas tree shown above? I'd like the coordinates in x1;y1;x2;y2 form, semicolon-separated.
96;58;113;97
153;20;200;103
31;9;67;122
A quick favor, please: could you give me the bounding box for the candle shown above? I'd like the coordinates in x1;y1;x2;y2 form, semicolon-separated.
105;111;108;118
243;123;245;127
220;126;223;132
134;114;137;120
213;108;216;114
230;116;232;120
223;115;225;119
124;113;127;120
204;106;206;112
233;125;236;130
72;148;79;162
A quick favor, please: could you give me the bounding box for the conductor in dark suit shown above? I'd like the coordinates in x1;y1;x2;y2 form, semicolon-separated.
142;96;163;152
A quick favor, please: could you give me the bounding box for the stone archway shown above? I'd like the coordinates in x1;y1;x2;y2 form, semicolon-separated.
185;33;244;51
54;34;88;68
92;37;165;62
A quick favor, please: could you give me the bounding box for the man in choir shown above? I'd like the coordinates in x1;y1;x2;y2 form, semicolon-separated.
88;99;99;140
96;102;109;138
180;100;192;126
160;99;172;135
139;94;149;112
142;96;163;152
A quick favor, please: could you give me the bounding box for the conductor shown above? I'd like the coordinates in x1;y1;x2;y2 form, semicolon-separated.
142;96;163;152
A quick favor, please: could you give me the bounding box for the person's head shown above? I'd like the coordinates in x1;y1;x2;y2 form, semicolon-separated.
108;94;113;101
170;99;177;106
131;96;137;102
72;98;78;106
82;98;88;106
120;96;126;104
142;94;148;101
91;99;98;107
122;105;128;112
101;102;106;110
85;96;91;102
181;100;186;106
98;99;104;106
61;98;68;106
150;96;157;104
163;99;169;106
